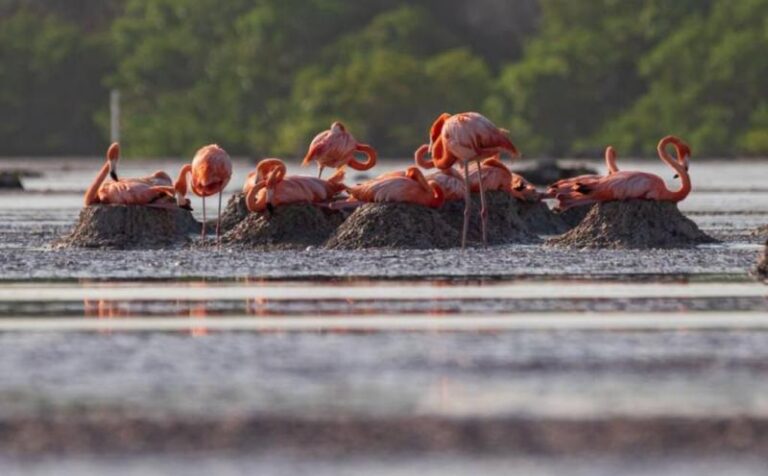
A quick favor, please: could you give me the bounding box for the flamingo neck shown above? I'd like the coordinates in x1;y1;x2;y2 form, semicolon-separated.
83;160;111;206
348;143;377;171
430;182;445;208
605;146;619;174
657;139;690;201
174;164;192;203
414;144;434;168
245;180;267;212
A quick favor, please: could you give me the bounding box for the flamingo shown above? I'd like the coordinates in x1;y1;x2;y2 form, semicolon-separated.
84;143;177;207
415;144;465;201
174;144;233;240
347;167;445;208
415;112;519;248
245;158;346;213
544;146;621;199
468;156;541;203
303;122;377;178
553;136;692;211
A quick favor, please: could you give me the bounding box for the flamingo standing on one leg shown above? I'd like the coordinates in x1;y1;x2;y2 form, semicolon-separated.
468;157;540;203
84;143;177;207
245;158;347;213
347;167;445;208
553;136;692;211
303;122;377;178
174;144;233;240
544;146;621;199
415;112;519;248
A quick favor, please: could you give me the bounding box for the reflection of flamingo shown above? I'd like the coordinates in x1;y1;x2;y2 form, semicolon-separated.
544;146;621;199
468;157;540;203
175;144;233;240
245;158;346;213
84;143;176;207
415;112;519;248
554;136;692;211
303;122;377;178
347;167;445;208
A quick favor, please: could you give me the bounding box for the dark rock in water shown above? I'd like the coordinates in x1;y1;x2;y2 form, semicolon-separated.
219;193;249;233
555;205;593;229
438;191;539;245
515;158;598;186
0;172;23;190
224;204;342;250
548;200;717;249
326;203;458;250
758;239;768;279
58;205;199;249
518;201;569;235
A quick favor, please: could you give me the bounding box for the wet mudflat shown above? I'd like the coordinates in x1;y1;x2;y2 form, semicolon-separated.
0;159;766;474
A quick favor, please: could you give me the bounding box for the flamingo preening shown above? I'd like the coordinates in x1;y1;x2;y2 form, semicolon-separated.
415;112;519;248
245;158;347;213
303;122;377;178
553;136;692;211
468;156;541;203
174;144;233;241
347;167;445;209
84;143;177;207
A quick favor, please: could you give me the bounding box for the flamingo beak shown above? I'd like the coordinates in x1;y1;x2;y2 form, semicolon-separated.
108;159;118;181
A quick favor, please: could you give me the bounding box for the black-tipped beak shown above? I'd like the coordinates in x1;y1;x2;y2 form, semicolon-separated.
513;184;526;192
110;171;119;181
673;174;679;179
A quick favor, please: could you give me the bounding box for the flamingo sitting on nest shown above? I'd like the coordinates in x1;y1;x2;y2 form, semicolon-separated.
468;156;540;203
544;146;621;199
415;112;519;248
303;122;377;178
347;167;445;209
84;143;177;207
245;159;346;213
553;136;692;211
174;144;232;240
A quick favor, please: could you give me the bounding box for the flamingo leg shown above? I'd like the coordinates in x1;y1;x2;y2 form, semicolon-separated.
476;159;488;247
201;195;207;240
216;191;223;243
461;161;472;249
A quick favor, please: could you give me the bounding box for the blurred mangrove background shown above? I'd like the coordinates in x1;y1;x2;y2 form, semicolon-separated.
0;0;766;158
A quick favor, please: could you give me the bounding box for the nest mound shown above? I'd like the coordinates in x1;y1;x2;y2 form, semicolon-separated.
548;200;717;249
438;191;539;245
218;193;250;233
753;225;768;240
58;205;199;249
518;201;569;235
326;203;458;250
757;239;768;279
0;172;23;190
224;204;342;250
555;205;593;229
515;159;597;186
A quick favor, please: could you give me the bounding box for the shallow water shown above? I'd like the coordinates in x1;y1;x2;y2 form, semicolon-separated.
0;158;767;473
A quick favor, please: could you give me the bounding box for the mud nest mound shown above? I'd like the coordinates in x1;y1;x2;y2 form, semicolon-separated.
438;191;539;245
224;204;343;250
555;205;593;229
547;200;717;249
757;239;768;279
326;203;459;250
218;193;250;233
515;159;598;186
518;201;569;235
58;205;199;249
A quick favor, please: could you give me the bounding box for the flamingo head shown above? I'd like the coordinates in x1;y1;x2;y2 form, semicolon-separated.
670;137;691;178
107;142;120;181
429;113;451;149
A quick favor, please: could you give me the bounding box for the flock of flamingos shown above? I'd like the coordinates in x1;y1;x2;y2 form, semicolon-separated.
83;111;693;248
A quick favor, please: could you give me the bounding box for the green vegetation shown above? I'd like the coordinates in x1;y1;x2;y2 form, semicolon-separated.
1;0;766;157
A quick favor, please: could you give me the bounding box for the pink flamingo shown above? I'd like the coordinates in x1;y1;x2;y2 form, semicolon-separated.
245;159;346;213
347;167;445;208
174;144;233;240
468;156;541;203
415;144;465;201
544;146;621;199
303;122;377;178
415;112;519;248
84;143;176;207
554;136;692;211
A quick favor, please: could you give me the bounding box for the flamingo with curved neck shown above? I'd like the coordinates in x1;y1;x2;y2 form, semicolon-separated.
347;167;445;209
544;146;621;199
553;136;692;211
303;122;377;178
